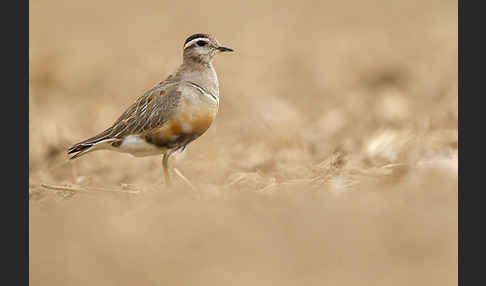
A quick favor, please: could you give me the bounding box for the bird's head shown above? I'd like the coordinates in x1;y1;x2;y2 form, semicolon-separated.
182;33;233;64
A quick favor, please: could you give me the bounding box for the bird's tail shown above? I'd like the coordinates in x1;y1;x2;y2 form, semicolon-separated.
67;143;95;160
67;129;118;160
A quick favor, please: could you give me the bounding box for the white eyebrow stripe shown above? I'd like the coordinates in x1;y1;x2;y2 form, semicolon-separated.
183;38;210;49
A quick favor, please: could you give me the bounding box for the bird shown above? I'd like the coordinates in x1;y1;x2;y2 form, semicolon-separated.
67;33;233;186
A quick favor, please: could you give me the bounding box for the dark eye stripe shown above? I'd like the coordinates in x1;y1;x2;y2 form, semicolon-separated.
196;40;208;47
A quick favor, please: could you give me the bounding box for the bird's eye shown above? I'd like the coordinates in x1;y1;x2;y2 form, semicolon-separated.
196;40;208;47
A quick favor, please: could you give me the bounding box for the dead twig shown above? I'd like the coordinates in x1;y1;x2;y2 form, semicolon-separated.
40;183;141;195
173;168;198;191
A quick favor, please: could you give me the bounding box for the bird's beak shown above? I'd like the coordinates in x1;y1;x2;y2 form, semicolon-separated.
217;46;234;52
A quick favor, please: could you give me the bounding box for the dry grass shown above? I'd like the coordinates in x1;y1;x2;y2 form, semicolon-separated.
29;0;457;285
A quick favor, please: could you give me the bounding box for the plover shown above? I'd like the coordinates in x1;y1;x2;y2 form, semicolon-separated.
67;33;233;185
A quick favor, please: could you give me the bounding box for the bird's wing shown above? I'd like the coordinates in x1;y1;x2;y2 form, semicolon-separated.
107;82;182;139
70;79;182;149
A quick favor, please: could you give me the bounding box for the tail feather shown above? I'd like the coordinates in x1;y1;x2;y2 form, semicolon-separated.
67;143;91;155
67;129;118;160
67;144;95;160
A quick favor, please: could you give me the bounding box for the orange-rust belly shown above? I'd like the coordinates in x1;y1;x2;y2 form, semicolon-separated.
144;102;217;149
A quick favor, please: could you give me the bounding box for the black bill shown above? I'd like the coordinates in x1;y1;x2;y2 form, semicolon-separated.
217;46;234;52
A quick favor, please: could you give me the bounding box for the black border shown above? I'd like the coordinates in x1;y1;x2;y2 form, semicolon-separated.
3;0;29;284
459;0;483;284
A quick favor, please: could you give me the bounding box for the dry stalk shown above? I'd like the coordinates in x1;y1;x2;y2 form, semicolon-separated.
40;183;141;195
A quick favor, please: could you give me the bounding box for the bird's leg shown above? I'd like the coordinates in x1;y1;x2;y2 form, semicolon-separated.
162;153;172;186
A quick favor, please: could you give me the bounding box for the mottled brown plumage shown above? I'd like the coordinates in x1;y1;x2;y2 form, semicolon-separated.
68;79;180;155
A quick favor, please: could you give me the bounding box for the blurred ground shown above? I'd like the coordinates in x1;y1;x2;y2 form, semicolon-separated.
29;0;458;285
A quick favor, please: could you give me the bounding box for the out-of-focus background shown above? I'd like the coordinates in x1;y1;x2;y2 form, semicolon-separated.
29;0;457;285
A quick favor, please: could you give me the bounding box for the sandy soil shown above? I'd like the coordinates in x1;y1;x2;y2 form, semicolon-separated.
29;0;457;285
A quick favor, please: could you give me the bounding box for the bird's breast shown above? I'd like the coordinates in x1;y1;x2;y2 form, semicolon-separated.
144;98;217;149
